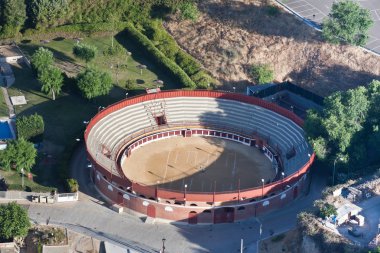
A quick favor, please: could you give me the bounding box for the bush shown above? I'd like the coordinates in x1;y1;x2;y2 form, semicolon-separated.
73;43;97;63
125;23;196;89
179;2;199;21
103;43;126;57
65;178;79;193
250;64;274;84
16;113;44;142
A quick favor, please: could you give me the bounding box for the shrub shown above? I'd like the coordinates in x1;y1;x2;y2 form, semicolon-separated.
65;178;78;193
179;2;199;21
103;43;126;57
250;64;274;84
125;79;135;90
16;113;44;142
124;23;196;89
73;43;97;63
176;51;201;76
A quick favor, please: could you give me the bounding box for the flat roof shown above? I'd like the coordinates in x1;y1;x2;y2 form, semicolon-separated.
0;45;22;58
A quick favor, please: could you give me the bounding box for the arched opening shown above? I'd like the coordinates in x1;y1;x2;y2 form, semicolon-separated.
190;203;198;206
188;211;197;224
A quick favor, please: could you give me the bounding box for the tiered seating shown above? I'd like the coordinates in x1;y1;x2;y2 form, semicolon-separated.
87;96;312;176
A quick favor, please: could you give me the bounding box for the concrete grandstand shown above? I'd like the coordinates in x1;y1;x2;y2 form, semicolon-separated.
85;90;315;224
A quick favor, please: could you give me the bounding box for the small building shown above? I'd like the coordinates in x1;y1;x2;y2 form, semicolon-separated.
335;203;362;226
0;45;23;64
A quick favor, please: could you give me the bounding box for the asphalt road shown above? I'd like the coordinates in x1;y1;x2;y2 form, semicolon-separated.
278;0;380;54
62;144;327;253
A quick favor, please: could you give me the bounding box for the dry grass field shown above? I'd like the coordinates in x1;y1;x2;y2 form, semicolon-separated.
165;0;380;96
122;136;274;192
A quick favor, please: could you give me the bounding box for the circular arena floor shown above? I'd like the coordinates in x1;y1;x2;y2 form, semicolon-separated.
122;136;274;192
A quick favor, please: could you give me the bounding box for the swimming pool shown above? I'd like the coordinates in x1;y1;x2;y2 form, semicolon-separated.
0;121;13;139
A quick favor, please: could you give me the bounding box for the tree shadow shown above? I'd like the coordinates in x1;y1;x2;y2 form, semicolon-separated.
198;1;321;42
287;63;380;96
114;30;178;90
18;43;76;64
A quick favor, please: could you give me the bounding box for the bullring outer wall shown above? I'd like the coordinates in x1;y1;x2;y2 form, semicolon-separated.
85;90;315;224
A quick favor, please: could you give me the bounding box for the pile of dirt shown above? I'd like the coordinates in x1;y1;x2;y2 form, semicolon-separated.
165;0;380;96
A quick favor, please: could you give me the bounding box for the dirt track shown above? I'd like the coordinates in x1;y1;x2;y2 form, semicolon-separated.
165;0;380;96
122;136;274;192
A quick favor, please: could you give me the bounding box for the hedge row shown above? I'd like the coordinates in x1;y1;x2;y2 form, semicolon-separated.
124;23;196;89
23;22;129;38
143;20;213;88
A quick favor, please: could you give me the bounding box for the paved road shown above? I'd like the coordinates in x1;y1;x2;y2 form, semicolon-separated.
0;143;326;253
62;144;326;253
278;0;380;54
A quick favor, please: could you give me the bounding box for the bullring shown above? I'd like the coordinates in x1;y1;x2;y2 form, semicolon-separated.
85;90;314;224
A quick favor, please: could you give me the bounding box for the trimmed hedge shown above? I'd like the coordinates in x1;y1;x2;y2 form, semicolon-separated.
23;22;129;38
124;23;196;89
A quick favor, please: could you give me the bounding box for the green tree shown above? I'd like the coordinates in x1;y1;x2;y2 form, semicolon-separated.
0;0;26;38
66;178;79;192
0;202;31;240
16;114;44;141
30;47;54;73
38;65;63;100
0;138;37;173
30;0;69;28
73;43;97;63
76;67;113;99
179;2;199;21
322;0;373;46
250;64;274;84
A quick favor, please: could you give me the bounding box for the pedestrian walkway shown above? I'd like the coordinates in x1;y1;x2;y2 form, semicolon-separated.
1;87;15;118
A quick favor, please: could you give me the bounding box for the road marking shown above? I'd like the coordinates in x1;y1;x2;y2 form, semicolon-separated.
174;151;179;163
297;7;317;14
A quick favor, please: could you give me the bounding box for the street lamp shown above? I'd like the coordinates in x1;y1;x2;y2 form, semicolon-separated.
184;184;188;202
233;87;236;93
333;156;343;186
281;172;285;182
126;93;129;98
161;238;166;253
261;178;265;198
290;105;294;112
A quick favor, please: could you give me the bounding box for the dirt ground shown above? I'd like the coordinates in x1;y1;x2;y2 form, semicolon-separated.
259;228;302;253
122;136;274;192
165;0;380;96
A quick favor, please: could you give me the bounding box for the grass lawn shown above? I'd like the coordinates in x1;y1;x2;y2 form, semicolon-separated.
19;34;177;92
3;33;180;192
1;169;54;192
0;89;9;118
